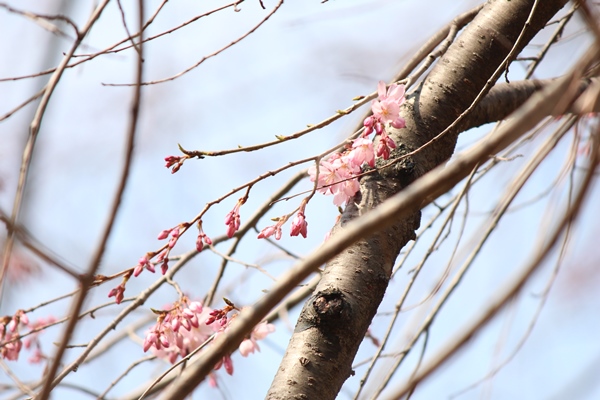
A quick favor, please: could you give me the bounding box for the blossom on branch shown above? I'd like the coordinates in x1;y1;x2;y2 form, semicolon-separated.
225;199;245;238
347;137;375;168
108;270;131;304
144;300;212;363
308;81;406;208
23;316;56;364
143;299;275;385
308;156;361;206
375;131;397;160
133;254;155;277
257;216;288;240
290;212;308;238
239;320;275;357
363;81;406;135
108;282;126;304
195;221;212;252
0;310;52;363
371;80;406;128
164;155;187;174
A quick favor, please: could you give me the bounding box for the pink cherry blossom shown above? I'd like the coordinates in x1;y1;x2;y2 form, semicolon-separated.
0;310;46;362
364;81;406;138
308;159;342;196
164;155;187;174
372;98;401;124
259;225;281;240
331;158;361;206
347;137;375;168
375;131;397;160
214;353;234;375
0;330;22;361
168;226;181;249
133;254;155;277
28;348;45;364
196;231;212;252
225;200;244;238
308;156;362;206
108;283;126;304
157;228;171;240
156;250;170;275
391;116;406;129
23;316;56;363
290;212;308;238
257;217;286;240
297;81;409;208
239;321;275;357
145;301;216;361
377;80;405;103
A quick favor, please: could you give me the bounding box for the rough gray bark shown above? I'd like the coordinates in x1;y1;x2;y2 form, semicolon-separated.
470;78;600;127
266;1;569;399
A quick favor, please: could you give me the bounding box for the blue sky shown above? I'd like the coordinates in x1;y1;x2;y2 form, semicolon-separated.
1;1;599;399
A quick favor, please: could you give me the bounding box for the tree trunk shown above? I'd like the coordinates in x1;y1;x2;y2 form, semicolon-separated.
266;1;568;398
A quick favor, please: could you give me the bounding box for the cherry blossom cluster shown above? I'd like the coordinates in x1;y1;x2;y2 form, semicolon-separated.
143;299;275;381
309;81;406;206
1;311;55;363
107;272;129;305
108;221;213;304
164;155;189;174
257;199;309;241
23;316;56;364
195;220;213;252
225;198;245;238
143;299;206;361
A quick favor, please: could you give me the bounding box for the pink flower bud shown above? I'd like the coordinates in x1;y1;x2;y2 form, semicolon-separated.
133;264;143;277
174;332;183;349
159;335;170;349
290;213;308;238
181;318;191;331
257;225;276;239
18;312;29;326
143;333;157;352
171;318;181;332
188;301;203;313
157;229;171;240
223;355;234;375
164;155;181;168
108;284;125;304
391;117;406;129
8;319;17;333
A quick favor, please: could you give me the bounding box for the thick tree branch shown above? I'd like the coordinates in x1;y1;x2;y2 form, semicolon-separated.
466;77;600;130
155;2;576;399
159;56;591;400
267;1;569;399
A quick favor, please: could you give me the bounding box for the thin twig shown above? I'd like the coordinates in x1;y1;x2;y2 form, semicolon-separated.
36;1;144;398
